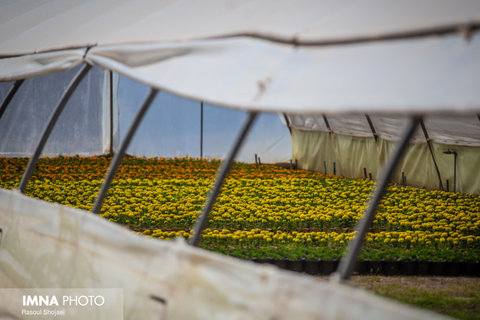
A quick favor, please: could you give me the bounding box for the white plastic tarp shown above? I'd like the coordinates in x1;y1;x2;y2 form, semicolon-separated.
2;0;479;56
0;69;290;161
0;1;476;317
0;188;449;319
0;66;118;156
119;76;291;163
1;1;480;115
1;35;479;115
287;114;480;147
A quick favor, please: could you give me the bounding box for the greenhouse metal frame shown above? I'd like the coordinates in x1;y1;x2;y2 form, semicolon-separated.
1;1;479;319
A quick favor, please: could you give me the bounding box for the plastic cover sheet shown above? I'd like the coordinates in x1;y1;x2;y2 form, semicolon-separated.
0;188;448;319
84;33;480;115
291;129;480;194
369;116;426;143
102;71;120;154
3;32;480;115
432;143;480;194
287;114;330;132
324;115;373;138
0;49;84;80
0;66;115;157
2;0;479;57
1;2;480;115
118;76;291;163
288;114;480;147
424;115;480;146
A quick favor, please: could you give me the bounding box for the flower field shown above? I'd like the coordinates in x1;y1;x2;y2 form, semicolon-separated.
1;156;479;261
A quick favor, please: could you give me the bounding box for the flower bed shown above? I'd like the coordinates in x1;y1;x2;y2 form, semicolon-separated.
1;156;479;262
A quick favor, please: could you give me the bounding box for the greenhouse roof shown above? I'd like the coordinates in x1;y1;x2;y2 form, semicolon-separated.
1;0;480;114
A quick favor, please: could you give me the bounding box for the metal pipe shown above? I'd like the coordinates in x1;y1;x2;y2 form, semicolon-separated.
365;114;378;142
0;80;24;121
334;116;420;281
283;113;292;135
443;150;457;192
92;88;159;214
211;22;480;47
18;65;92;193
109;71;114;156
200;101;204;158
322;114;332;132
454;153;457;192
420;119;443;190
189;112;258;246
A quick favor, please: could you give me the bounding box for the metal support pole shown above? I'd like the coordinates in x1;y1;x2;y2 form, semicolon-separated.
454;152;457;192
365;114;378;142
109;71;114;156
283;113;292;135
18;65;92;193
420;119;443;190
334;117;420;281
92;88;159;214
200;101;204;158
322;114;332;132
443;150;457;193
0;80;24;121
189;112;258;246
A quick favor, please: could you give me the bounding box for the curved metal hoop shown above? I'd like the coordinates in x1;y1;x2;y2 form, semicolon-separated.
189;111;258;246
92;88;159;214
0;80;24;121
18;64;92;193
335;116;420;281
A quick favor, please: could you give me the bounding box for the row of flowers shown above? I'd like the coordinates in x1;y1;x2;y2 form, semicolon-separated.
0;156;479;261
144;228;479;248
0;156;323;180
2;176;477;237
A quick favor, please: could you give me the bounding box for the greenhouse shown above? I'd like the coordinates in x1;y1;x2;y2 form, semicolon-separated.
0;0;479;319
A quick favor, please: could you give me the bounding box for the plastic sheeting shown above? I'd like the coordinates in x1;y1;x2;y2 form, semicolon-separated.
0;69;290;162
287;114;480;147
2;33;479;115
2;0;479;57
1;1;480;115
0;66;118;157
291;129;480;194
0;188;449;319
118;76;291;163
2;17;480;115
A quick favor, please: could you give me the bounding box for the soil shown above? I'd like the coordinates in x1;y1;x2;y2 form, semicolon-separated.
347;276;480;320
